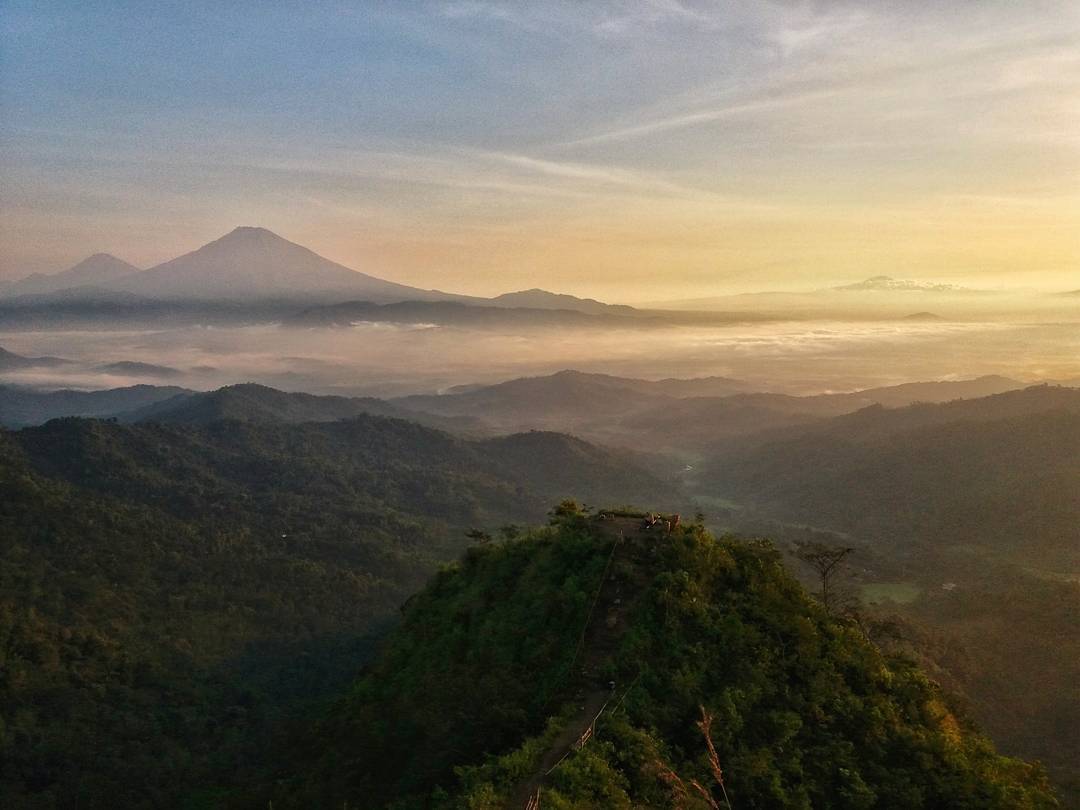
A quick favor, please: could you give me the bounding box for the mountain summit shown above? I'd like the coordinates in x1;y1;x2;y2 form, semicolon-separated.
1;253;141;298
111;226;455;302
0;230;639;312
279;509;1058;808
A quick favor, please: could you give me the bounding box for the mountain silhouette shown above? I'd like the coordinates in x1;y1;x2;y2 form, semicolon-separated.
1;253;140;298
108;227;472;302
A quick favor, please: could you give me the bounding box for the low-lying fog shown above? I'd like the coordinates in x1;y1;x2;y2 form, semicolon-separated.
3;318;1078;396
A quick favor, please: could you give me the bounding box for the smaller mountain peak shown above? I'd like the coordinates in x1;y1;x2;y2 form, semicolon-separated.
71;252;136;268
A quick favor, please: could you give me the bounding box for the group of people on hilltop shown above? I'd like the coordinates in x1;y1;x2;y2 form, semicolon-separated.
642;512;680;533
595;511;680;532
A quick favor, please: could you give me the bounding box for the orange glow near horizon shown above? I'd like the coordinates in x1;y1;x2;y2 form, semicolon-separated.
2;2;1078;300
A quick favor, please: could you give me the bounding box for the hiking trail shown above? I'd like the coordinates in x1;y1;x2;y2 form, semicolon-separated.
507;513;673;808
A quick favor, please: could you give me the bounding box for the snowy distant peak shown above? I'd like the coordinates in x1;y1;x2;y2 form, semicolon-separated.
833;275;973;293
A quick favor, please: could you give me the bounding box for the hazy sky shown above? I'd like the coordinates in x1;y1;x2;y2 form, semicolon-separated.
1;1;1078;300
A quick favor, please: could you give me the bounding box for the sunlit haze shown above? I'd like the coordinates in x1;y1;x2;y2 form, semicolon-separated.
2;1;1078;300
4;6;1080;809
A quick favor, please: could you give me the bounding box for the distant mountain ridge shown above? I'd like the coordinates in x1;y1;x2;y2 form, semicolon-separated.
121;382;480;433
283;299;645;329
488;288;638;316
108;227;473;303
0;346;71;371
0;383;191;427
0;254;141;298
1;229;643;317
2;372;1039;438
704;384;1080;565
96;361;183;378
832;275;976;293
393;369;1028;446
393;369;754;434
0;228;479;305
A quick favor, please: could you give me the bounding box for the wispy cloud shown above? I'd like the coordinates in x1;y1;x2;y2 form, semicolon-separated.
557;86;841;147
453;147;764;206
3;1;1078;291
557;24;1080;149
769;8;869;57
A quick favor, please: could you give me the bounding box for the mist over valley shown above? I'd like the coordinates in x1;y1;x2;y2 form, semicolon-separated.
3;3;1078;808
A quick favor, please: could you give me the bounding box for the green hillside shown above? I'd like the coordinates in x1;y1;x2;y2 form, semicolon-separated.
698;388;1080;801
705;396;1080;568
272;509;1057;809
0;417;674;808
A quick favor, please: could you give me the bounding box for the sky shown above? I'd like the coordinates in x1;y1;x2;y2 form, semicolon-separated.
1;0;1078;301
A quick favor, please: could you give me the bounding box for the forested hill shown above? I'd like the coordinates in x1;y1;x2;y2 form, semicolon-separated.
704;387;1080;568
119;382;480;433
0;382;190;427
271;509;1058;809
700;385;1080;803
7;416;675;527
0;415;676;808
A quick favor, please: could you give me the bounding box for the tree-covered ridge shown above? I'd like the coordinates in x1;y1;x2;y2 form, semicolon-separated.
10;415;676;533
0;382;190;428
117;382;481;434
279;510;1057;809
705;400;1080;568
0;417;675;808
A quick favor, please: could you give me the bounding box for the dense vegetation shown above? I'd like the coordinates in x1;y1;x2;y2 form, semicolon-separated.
875;573;1080;808
697;387;1080;803
3;383;1074;808
274;509;1058;808
0;416;674;808
706;391;1080;569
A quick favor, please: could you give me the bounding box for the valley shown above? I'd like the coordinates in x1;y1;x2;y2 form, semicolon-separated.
3;357;1078;806
4;4;1078;806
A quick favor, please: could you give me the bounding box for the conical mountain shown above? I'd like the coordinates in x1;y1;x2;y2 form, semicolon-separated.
112;226;466;302
1;253;140;298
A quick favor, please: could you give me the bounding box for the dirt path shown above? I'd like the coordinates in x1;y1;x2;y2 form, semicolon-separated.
506;515;665;808
506;689;610;808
